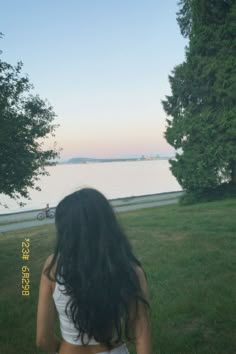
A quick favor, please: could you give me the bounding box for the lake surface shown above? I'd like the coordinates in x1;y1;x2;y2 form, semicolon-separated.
0;160;181;214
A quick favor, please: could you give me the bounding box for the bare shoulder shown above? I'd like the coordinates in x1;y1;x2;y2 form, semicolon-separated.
134;265;147;283
42;254;54;270
42;254;57;281
134;265;149;300
135;265;146;278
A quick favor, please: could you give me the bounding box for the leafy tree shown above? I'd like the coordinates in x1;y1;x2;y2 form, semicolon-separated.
0;34;60;206
162;0;236;195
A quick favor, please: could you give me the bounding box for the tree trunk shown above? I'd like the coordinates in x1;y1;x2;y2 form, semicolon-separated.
231;161;236;185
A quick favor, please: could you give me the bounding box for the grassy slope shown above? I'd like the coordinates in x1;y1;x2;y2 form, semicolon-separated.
0;199;235;354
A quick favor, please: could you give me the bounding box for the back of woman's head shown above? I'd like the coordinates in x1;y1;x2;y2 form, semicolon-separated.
46;188;148;348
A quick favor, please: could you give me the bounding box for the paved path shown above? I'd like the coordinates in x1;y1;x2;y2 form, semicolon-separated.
0;191;183;233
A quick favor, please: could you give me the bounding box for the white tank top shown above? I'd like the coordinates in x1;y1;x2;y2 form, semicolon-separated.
52;281;100;345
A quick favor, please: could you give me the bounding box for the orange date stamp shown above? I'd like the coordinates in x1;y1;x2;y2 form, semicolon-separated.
21;238;30;296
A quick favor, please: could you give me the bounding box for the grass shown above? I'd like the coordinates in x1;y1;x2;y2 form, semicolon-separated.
0;199;236;354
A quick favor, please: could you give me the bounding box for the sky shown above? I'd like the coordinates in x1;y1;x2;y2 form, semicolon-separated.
1;0;187;160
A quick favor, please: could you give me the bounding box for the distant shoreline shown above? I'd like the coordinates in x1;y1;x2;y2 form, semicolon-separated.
59;157;172;165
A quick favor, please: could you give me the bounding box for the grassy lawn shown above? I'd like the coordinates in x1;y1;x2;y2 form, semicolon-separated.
0;199;236;354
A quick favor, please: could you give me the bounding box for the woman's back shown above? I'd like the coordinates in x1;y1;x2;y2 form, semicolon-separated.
53;278;101;345
37;188;152;354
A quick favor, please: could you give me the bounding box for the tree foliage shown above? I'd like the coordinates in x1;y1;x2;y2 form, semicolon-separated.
162;0;236;194
0;34;60;206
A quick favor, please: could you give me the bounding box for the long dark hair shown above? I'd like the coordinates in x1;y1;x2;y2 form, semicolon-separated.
45;188;149;348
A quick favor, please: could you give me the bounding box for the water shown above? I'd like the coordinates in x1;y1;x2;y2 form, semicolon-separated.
0;160;181;214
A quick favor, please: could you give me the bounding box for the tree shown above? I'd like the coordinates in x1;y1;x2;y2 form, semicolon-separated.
162;0;236;194
0;34;60;206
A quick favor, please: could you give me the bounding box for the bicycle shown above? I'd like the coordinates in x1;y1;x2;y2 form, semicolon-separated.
37;209;55;221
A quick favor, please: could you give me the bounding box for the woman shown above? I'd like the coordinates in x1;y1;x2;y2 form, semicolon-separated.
36;188;152;354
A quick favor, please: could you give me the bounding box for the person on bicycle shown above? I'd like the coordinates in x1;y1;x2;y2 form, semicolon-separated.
45;203;50;218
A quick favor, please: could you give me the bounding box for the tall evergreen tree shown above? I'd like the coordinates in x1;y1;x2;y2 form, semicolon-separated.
162;0;236;194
